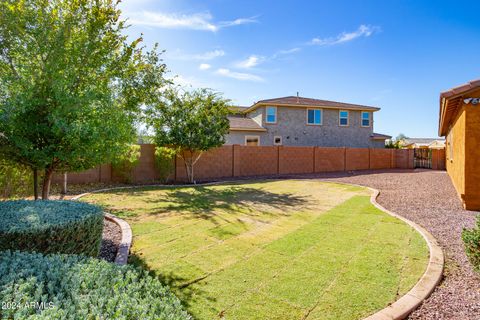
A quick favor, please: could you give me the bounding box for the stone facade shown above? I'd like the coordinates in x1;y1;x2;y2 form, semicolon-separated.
226;106;385;148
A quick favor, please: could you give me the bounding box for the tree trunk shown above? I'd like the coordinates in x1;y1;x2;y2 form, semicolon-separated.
33;168;39;200
61;173;67;194
41;168;54;200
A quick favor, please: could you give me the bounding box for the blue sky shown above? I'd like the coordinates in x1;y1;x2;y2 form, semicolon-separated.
120;0;480;138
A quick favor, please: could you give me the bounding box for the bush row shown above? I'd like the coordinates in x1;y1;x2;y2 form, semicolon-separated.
0;200;104;256
0;251;191;320
463;216;480;272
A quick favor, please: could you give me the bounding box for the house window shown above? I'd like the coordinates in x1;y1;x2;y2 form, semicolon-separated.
245;136;260;146
266;106;277;124
361;112;370;127
273;136;282;145
339;110;349;126
307;109;322;125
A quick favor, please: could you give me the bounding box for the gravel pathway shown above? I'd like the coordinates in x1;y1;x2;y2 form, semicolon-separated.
99;218;121;262
315;169;480;319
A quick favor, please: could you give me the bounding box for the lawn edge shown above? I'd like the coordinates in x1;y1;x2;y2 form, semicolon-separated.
321;181;444;320
104;213;133;265
72;179;444;319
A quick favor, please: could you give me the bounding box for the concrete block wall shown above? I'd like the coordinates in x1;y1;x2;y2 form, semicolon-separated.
345;148;370;171
314;147;345;172
176;146;233;180
279;146;314;174
54;144;445;184
234;146;278;177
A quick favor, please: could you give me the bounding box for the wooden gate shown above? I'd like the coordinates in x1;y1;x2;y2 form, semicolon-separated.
414;148;432;169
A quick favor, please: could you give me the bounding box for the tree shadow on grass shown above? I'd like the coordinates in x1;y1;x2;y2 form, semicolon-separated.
129;253;215;310
142;184;310;221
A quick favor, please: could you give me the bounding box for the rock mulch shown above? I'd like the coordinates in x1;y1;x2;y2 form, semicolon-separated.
99;218;122;262
317;169;480;320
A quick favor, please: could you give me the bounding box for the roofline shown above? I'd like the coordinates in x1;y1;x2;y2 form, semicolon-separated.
438;79;480;136
243;102;380;114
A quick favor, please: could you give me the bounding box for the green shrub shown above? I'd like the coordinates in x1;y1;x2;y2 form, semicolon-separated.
112;144;141;183
0;158;33;198
0;200;103;256
155;146;177;182
0;251;192;319
463;216;480;272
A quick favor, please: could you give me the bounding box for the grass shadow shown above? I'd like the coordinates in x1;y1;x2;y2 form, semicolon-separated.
143;184;310;220
129;253;215;310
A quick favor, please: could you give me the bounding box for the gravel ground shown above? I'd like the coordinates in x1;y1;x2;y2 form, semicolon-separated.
98;218;122;262
314;169;480;319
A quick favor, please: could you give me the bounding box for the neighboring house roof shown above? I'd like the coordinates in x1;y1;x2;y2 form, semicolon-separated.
370;133;392;140
402;138;445;148
229;105;250;114
228;116;266;132
243;96;380;113
439;79;480;136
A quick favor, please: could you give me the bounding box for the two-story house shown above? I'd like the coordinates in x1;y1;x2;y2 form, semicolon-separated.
226;96;390;148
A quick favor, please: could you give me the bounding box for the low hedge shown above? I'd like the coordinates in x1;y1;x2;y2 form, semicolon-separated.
463;216;480;272
0;200;104;256
0;251;191;319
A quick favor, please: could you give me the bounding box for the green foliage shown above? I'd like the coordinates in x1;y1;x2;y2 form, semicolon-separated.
0;250;192;320
0;158;33;198
111;144;141;183
385;140;401;149
0;200;103;256
462;216;480;272
155;146;177;183
0;0;167;198
147;88;231;183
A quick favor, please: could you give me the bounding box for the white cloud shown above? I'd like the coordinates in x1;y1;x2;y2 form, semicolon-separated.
310;25;379;46
235;55;265;69
276;47;301;55
170;49;225;61
170;75;203;88
215;68;264;82
125;11;257;32
271;47;301;59
199;63;211;70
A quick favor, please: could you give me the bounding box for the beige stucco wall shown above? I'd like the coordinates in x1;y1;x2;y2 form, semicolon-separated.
445;87;480;210
446;105;466;199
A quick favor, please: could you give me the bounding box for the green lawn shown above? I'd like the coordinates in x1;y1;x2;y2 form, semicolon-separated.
83;180;428;320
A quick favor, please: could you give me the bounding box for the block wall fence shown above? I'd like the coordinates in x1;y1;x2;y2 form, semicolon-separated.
54;144;446;184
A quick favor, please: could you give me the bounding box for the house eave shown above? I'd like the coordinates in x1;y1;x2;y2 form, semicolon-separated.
244;102;380;114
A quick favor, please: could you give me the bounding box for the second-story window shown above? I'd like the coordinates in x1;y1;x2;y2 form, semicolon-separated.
339;110;349;126
307;109;322;125
361;112;370;127
266;106;277;123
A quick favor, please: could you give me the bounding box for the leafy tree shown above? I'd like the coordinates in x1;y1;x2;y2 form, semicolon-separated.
0;0;167;199
111;144;141;183
396;133;409;142
147;88;230;183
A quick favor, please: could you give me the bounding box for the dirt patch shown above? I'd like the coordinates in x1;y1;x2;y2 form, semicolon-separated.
99;218;122;262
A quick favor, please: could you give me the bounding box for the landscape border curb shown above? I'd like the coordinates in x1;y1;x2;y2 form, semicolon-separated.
103;213;132;265
72;193;135;266
322;181;444;320
71;179;444;317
